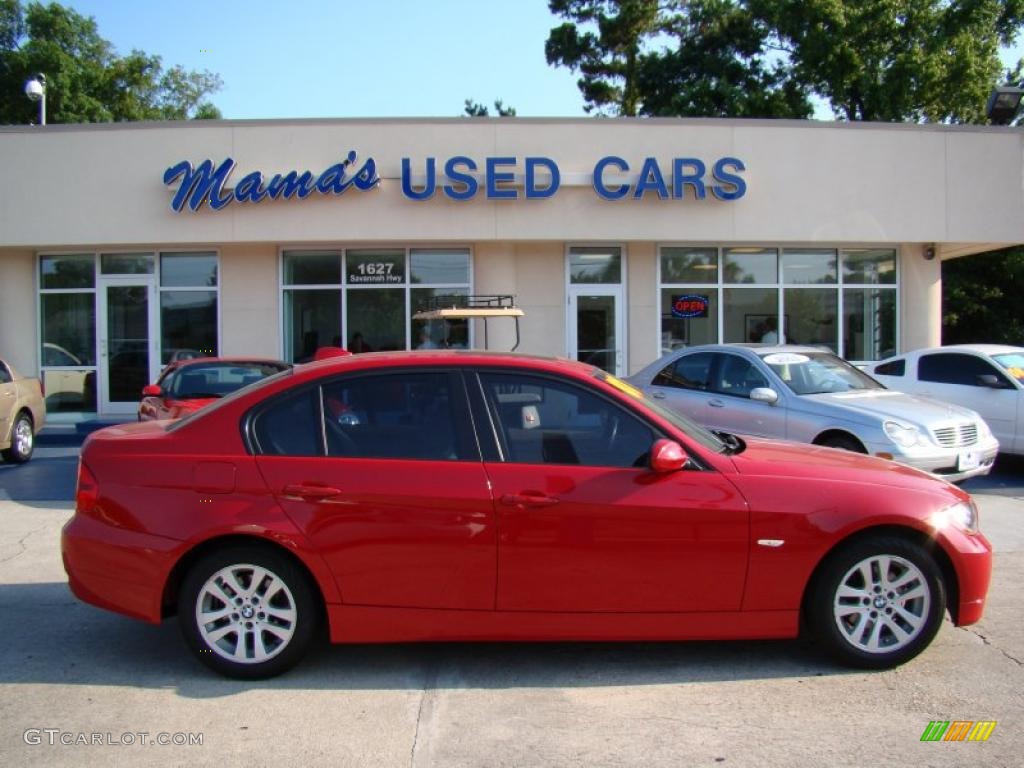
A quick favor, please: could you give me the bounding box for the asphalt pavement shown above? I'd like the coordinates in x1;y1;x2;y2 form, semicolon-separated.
0;428;1021;767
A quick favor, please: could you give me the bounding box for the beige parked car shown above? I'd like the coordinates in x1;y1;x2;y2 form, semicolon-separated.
0;358;46;463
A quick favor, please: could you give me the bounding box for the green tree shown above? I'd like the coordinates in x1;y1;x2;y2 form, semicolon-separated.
545;0;811;117
749;0;1024;122
463;98;517;116
0;0;222;124
942;247;1024;344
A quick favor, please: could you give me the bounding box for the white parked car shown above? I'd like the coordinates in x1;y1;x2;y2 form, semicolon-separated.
868;344;1023;456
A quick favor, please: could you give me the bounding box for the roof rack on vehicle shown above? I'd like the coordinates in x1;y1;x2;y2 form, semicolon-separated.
412;294;524;351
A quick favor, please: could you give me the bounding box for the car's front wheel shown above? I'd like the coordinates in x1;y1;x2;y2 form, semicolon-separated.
178;545;318;679
1;412;34;463
808;536;945;669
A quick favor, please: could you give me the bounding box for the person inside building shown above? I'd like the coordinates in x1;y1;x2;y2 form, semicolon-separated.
760;317;779;344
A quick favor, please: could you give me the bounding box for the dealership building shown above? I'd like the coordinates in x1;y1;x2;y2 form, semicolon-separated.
1;117;1022;418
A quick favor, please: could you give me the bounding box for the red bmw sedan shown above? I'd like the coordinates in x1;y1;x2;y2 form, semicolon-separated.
63;351;992;679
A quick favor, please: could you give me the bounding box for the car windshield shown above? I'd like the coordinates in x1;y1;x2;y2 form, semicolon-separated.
166;361;291;400
593;371;728;453
758;351;884;396
993;353;1024;384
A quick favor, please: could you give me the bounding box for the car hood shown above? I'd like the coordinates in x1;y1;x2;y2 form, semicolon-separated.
798;389;979;427
728;435;959;493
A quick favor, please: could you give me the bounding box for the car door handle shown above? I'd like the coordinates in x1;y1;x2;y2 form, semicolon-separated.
651;391;666;399
281;483;342;500
500;492;560;508
709;398;725;407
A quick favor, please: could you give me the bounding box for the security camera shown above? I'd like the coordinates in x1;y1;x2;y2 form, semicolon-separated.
24;77;44;101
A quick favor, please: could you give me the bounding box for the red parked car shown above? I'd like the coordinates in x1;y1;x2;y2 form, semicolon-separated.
138;358;291;421
63;351;992;679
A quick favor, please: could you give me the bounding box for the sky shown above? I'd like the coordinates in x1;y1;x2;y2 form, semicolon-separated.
59;0;587;119
56;0;1024;121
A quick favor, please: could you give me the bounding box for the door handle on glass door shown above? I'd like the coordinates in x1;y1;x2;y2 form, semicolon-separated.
500;492;559;507
281;483;342;500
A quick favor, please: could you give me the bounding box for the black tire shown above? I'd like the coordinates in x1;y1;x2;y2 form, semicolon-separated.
1;411;34;463
818;434;865;453
808;535;945;669
178;545;319;679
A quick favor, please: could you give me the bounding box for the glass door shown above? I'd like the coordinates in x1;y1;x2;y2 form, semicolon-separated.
568;289;624;376
98;278;158;414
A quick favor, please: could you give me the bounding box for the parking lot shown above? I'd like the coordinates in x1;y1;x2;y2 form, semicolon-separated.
1;433;1021;767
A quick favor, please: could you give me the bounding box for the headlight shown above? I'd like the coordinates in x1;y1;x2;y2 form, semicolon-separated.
883;420;926;449
976;418;994;441
930;500;980;534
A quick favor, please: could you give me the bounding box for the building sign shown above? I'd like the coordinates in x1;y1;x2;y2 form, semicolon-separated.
345;251;404;284
671;294;710;318
164;153;746;212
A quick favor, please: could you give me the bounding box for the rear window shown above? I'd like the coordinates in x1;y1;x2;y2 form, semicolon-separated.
873;359;905;376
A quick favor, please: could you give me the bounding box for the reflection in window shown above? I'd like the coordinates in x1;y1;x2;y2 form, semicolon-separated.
101;253;154;275
723;288;778;343
42;369;97;413
411;288;469;349
41;293;96;365
569;247;622;284
660;247;717;283
844;289;896;361
723;248;778;284
843;249;896;284
782;249;837;285
346;289;405;352
411;249;470;284
784;288;837;350
40;254;95;289
161;291;218;364
284;289;341;363
160;252;218;287
283;250;341;285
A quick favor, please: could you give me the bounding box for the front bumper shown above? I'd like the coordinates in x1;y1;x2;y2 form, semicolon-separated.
865;437;999;483
935;527;993;627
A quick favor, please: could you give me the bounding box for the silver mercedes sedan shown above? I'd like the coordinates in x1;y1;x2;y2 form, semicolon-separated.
627;344;999;482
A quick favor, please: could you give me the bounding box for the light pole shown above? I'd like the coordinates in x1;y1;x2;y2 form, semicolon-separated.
24;73;46;125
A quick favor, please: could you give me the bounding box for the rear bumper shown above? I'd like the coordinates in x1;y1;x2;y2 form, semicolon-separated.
61;513;180;624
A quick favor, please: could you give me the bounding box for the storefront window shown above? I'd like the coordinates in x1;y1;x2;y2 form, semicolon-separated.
723;248;777;284
411;288;469;349
160;252;219;363
346;249;405;285
844;288;896;360
100;253;154;275
40;254;94;289
723;287;778;343
660;247;717;283
283;250;341;285
782;249;837;285
411;249;470;284
346;289;405;352
284;289;341;362
843;249;896;284
569;247;621;284
659;289;717;353
784;288;838;350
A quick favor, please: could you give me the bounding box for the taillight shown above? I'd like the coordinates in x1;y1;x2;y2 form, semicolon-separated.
75;460;99;514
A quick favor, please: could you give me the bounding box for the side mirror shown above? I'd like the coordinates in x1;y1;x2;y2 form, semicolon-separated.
650;439;689;473
141;384;162;397
750;387;779;405
976;374;1010;389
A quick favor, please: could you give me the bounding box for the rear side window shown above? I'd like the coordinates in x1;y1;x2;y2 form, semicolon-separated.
479;372;655;468
0;363;11;385
321;372;470;461
918;353;1003;386
252;388;321;456
653;352;714;391
874;359;905;376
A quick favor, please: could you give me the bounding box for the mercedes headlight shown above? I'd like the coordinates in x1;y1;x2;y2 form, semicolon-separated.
930;500;980;534
883;420;926;449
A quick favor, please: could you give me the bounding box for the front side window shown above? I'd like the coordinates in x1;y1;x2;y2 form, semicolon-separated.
710;354;768;398
479;372;654;468
322;372;466;461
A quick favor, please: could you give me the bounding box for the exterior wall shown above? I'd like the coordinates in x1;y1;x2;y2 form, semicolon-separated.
2;119;1023;249
0;250;37;375
220;244;280;358
627;242;658;374
899;243;942;352
513;243;565;360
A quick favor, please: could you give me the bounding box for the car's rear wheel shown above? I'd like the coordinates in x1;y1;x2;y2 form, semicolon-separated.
808;536;945;669
178;546;318;679
2;412;34;463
